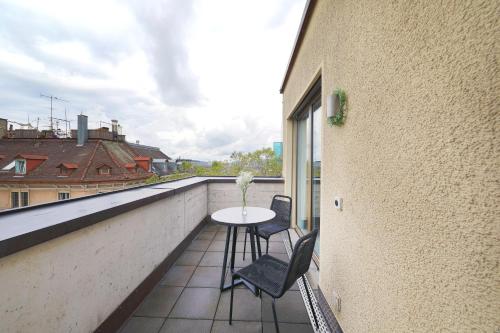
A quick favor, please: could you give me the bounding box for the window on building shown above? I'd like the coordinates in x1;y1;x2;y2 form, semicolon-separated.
98;166;111;175
11;191;29;208
58;192;70;200
15;159;26;174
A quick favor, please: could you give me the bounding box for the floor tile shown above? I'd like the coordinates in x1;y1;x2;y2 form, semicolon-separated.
160;318;212;333
262;322;314;333
211;320;262;333
199;251;225;267
134;286;183;317
175;251;204;266
267;233;286;242
196;231;217;241
169;287;220;319
204;224;219;232
188;266;222;288
262;291;310;323
119;316;165;333
215;289;261;321
160;265;196;287
207;240;234;252
214;230;231;241
187;239;211;251
267;241;287;253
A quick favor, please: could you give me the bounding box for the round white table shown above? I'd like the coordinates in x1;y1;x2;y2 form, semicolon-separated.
211;206;276;291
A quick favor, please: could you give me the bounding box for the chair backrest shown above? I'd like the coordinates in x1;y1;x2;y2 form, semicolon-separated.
270;195;292;228
279;229;318;296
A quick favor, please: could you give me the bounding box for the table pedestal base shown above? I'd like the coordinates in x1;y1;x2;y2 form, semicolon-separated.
218;225;262;296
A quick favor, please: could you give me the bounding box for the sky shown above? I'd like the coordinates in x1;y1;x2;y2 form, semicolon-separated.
0;0;305;161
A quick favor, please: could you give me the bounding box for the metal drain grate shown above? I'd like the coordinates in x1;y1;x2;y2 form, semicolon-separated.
283;231;330;333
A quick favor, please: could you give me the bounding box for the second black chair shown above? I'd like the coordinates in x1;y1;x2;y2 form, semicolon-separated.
230;229;319;332
243;195;292;259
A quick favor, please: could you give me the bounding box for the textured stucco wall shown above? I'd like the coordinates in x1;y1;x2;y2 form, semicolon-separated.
282;1;499;332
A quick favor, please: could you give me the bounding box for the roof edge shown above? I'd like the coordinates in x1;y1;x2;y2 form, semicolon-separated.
279;0;318;94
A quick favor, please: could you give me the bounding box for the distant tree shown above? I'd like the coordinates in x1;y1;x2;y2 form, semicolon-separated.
179;161;193;173
210;161;224;175
229;148;281;176
176;147;282;177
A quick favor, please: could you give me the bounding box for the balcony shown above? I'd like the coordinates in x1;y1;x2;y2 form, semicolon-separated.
0;177;325;333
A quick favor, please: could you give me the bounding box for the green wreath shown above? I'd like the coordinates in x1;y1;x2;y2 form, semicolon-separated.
328;88;346;126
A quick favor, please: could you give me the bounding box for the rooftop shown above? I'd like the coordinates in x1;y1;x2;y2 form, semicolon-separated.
0;177;326;332
118;221;317;333
0;138;168;184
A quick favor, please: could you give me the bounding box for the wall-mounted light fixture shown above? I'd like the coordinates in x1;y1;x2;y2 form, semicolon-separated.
327;88;346;126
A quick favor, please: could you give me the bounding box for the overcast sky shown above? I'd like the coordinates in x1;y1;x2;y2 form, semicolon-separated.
0;0;305;161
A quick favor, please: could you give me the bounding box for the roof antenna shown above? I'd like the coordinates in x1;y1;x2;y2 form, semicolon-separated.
40;94;69;131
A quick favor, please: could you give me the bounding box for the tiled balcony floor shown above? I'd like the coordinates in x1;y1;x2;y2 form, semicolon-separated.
119;222;315;333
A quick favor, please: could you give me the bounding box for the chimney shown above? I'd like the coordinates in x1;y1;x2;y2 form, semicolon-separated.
111;119;118;141
77;114;88;146
0;118;7;138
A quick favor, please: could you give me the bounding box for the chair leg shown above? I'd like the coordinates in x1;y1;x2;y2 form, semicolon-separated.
302;276;318;329
243;228;248;260
286;229;293;252
271;298;280;333
229;275;235;325
266;239;269;254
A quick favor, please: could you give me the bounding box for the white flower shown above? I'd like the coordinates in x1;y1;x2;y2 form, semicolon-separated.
236;171;253;191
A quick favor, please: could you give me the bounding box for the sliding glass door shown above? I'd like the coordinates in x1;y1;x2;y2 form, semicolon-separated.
296;112;310;236
295;97;321;255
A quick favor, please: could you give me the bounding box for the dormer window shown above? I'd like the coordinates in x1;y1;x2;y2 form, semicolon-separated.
133;156;151;172
124;163;137;173
96;163;112;175
56;163;78;176
15;159;26;175
99;167;111;175
13;154;48;175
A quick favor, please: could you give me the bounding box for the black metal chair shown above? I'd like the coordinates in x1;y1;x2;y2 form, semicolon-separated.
230;229;319;332
243;195;292;260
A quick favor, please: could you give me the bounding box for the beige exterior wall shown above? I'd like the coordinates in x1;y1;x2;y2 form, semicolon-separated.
282;1;499;332
0;183;145;210
0;181;281;332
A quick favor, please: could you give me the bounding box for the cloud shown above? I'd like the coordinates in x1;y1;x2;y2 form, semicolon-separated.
129;0;202;107
0;0;305;161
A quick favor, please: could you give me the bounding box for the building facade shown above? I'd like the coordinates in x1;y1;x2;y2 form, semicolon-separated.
0;116;171;210
281;1;498;332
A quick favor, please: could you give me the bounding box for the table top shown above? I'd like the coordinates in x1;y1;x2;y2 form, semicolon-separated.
211;207;276;226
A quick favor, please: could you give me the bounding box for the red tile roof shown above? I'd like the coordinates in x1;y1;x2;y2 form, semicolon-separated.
56;162;78;169
95;163;112;169
0;138;167;184
15;154;48;160
124;163;137;168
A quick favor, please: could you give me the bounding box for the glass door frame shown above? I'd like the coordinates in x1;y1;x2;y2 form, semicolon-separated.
292;79;321;262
